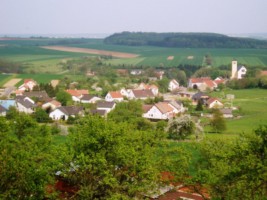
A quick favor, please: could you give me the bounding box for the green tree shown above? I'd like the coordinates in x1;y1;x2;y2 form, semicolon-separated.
167;115;197;140
194;126;267;199
0;116;68;199
210;109;226;133
33;107;51;123
66;116;160;199
56;90;72;106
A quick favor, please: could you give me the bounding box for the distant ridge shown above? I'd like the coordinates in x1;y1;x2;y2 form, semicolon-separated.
104;32;267;48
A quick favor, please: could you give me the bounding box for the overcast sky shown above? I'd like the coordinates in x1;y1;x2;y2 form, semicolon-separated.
1;0;267;36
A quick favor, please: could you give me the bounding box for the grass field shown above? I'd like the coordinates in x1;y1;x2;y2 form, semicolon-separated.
1;39;267;70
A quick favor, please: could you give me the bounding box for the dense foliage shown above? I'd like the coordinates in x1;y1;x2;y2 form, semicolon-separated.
104;32;267;48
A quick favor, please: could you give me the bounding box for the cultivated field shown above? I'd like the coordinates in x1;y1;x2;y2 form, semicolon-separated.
3;78;21;87
41;46;139;58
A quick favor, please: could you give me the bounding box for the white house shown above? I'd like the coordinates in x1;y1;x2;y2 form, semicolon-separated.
49;106;84;121
231;60;247;79
136;83;159;96
16;96;36;114
18;79;38;91
80;94;102;104
206;98;224;109
42;99;62;111
65;89;89;102
128;89;155;100
143;102;175;120
105;91;124;102
96;101;116;113
168;79;180;92
188;77;217;91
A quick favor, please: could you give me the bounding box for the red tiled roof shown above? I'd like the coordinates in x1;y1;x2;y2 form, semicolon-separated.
155;102;174;114
109;91;123;99
143;104;153;112
132;89;154;98
24;79;35;84
66;89;89;97
204;80;216;88
206;97;221;105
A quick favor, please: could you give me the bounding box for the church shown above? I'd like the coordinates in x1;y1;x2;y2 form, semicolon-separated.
231;60;247;79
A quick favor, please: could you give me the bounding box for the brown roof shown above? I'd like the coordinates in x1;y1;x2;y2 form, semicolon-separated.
66;89;89;97
155;102;174;114
142;104;153;112
49;100;61;107
132;89;154;98
206;98;222;105
109;91;123;99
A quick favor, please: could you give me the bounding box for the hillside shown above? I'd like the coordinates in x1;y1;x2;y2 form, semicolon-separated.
104;32;267;49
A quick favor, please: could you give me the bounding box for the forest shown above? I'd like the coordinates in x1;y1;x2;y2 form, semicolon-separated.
104;32;267;48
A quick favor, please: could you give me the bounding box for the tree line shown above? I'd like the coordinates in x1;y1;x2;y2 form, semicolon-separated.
104;32;267;48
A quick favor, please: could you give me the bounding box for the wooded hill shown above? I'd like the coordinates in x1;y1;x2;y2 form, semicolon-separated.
104;32;267;48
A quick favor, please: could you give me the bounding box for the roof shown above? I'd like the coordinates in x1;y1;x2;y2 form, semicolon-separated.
167;100;183;109
0;105;7;113
57;106;83;115
108;91;123;99
170;79;179;85
204;80;216;88
142;104;153;113
206;98;222;105
155;102;174;114
24;79;36;84
48;100;61;107
24;91;49;99
137;83;158;90
90;109;107;116
190;77;211;84
66;89;89;97
132;89;154;98
237;65;246;71
260;71;267;76
16;97;36;109
80;94;95;101
97;101;116;109
192;92;209;100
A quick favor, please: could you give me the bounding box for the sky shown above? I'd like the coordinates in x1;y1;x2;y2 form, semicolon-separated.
1;0;267;36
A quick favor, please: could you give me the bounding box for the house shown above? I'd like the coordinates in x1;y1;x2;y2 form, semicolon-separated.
80;94;102;104
16;96;36;114
65;89;89;102
24;91;49;101
168;79;180;92
231;60;247;79
192;92;210;105
188;77;217;91
166;100;185;114
0;105;7;116
130;69;143;75
143;102;176;120
220;108;233;118
105;91;124;102
177;91;195;99
136;83;159;96
206;98;224;109
18;79;38;91
214;77;226;86
128;89;155;100
96;101;116;113
49;106;84;120
42;99;62;111
90;109;108;117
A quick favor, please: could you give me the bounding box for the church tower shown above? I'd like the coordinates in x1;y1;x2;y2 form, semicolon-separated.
231;60;237;79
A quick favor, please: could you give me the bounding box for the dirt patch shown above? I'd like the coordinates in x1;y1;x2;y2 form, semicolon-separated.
41;46;139;58
187;56;194;60
3;78;22;87
167;56;174;60
51;80;60;88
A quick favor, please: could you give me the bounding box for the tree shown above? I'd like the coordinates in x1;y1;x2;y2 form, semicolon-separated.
167;115;197;140
66;116;160;199
56;90;72;106
194;126;267;199
210;109;226;133
0;115;68;199
33;107;51;123
195;100;203;111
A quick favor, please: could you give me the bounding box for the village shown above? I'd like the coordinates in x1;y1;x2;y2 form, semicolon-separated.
0;60;249;124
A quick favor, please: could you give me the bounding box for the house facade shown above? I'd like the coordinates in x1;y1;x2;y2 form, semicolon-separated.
143;102;175;120
206;98;224;109
49;106;84;120
105;91;124;102
168;79;180;92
